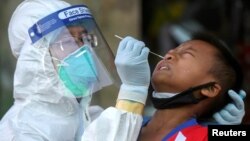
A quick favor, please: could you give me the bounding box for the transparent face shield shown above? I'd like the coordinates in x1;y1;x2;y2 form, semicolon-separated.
28;5;121;98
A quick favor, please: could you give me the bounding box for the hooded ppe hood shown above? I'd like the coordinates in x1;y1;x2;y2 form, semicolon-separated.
8;0;72;103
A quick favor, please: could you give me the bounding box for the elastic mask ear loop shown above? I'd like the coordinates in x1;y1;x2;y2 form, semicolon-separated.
51;57;69;67
60;41;64;51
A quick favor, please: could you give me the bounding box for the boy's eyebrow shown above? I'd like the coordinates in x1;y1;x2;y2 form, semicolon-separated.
181;46;197;57
185;46;197;52
178;45;197;52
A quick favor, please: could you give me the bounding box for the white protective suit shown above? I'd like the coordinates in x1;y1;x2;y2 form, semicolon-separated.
0;0;145;141
0;0;86;141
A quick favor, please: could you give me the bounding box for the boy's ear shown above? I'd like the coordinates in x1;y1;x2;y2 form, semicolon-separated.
201;83;221;98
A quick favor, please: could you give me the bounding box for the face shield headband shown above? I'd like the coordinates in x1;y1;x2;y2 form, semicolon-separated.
28;5;93;44
150;82;216;109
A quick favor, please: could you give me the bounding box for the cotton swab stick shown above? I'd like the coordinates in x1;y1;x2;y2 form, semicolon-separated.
114;35;164;59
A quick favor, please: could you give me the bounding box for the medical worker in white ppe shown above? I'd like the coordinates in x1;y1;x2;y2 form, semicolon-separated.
0;0;246;141
0;0;120;140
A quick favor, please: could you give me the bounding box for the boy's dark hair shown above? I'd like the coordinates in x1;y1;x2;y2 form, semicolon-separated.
191;32;243;118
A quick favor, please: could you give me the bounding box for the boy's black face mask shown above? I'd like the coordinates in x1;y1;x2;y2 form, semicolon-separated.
150;82;216;109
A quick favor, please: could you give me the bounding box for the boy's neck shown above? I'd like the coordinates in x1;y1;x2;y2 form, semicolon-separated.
139;106;197;141
154;107;195;127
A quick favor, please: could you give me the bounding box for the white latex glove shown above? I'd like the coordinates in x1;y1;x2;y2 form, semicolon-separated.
213;90;246;125
115;36;150;104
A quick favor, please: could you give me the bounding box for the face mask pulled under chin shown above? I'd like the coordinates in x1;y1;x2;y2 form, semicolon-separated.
152;91;178;99
150;82;216;109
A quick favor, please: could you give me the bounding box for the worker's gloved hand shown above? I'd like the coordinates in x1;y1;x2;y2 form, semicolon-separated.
213;90;246;125
115;36;150;104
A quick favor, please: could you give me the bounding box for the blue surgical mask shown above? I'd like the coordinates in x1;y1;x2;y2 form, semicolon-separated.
58;45;97;97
